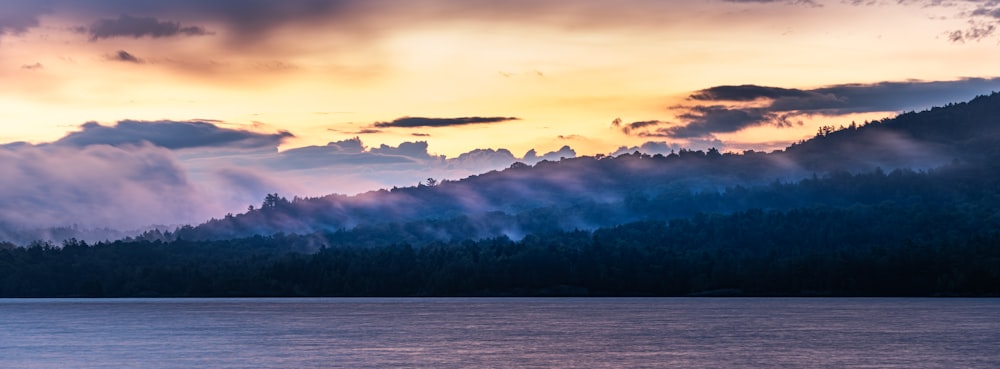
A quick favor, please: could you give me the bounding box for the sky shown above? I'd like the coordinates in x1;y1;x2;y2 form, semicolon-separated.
2;0;1000;231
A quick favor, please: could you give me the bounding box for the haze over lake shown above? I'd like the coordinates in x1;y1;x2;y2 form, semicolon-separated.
2;298;998;368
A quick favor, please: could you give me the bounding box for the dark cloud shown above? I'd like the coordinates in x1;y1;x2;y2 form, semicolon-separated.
775;78;1000;113
57;1;355;46
411;133;431;137
972;6;1000;19
1;0;993;48
56;120;294;150
110;50;143;63
373;116;519;128
0;1;727;49
690;85;812;101
88;14;210;41
947;21;996;42
0;1;351;47
621;120;667;135
666;106;772;138
21;63;43;70
659;78;1000;138
0;3;46;36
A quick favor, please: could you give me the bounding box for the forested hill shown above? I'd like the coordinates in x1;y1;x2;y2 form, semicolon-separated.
171;92;1000;242
4;93;1000;297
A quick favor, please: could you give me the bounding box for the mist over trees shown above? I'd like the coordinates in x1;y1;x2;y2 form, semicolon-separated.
161;93;1000;242
1;92;1000;297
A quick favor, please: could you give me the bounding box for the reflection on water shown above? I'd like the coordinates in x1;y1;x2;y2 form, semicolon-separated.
1;298;998;368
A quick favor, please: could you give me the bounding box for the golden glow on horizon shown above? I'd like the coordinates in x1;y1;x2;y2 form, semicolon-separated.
2;2;1000;156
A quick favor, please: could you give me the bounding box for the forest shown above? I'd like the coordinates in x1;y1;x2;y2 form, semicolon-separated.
2;162;999;297
1;93;999;297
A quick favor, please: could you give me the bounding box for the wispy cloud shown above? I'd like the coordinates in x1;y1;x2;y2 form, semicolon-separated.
109;50;143;63
373;116;519;128
620;120;667;135
854;0;1000;42
88;14;210;41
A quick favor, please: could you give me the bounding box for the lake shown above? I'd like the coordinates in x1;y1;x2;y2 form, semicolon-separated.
1;298;998;368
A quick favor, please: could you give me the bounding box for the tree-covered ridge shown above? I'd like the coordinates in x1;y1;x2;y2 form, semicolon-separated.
174;92;1000;241
2;164;999;297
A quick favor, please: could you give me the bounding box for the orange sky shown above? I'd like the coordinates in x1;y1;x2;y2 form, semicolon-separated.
2;0;1000;157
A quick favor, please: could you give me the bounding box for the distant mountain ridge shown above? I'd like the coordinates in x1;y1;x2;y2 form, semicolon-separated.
168;92;1000;242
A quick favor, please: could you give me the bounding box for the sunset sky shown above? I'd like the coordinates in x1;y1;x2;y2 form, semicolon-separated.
3;0;1000;229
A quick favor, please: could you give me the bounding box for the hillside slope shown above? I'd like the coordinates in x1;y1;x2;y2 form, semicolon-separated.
174;93;1000;241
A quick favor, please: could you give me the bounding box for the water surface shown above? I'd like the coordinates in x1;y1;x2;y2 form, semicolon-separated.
1;298;997;368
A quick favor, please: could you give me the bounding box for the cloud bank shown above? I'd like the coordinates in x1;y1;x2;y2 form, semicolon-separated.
56;120;294;150
0;143;219;231
626;78;1000;138
0;119;585;240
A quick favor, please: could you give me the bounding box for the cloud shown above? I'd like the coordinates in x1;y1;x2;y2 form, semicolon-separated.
666;106;773;138
689;85;812;101
714;78;1000;114
88;14;210;41
248;137;582;195
0;1;712;49
450;148;517;168
110;50;143;63
656;78;1000;138
0;144;222;231
2;0;992;52
621;120;667;135
523;146;577;164
947;21;996;42
0;0;996;51
891;0;1000;42
0;128;590;235
273;138;433;170
56;120;294;150
21;63;43;70
373;116;520;128
972;5;1000;20
370;141;434;159
0;3;46;36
